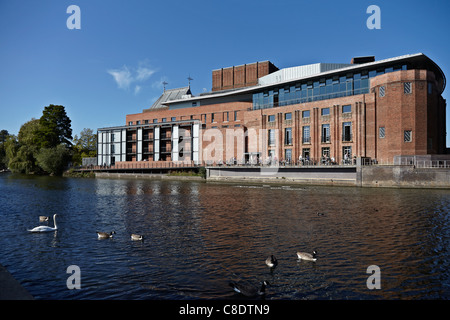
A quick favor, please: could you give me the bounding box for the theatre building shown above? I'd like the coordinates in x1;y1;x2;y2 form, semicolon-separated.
97;53;447;166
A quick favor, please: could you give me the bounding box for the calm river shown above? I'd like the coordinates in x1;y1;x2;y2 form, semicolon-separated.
0;173;449;300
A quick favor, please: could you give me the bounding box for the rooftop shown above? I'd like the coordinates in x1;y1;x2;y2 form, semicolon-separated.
151;53;446;108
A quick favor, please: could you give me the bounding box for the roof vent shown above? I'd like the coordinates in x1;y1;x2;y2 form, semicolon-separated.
351;56;375;64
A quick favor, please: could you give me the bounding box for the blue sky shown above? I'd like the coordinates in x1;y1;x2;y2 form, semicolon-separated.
0;0;449;146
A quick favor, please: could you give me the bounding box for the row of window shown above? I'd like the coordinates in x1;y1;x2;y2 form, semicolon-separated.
268;121;353;146
272;146;354;162
253;64;408;110
274;124;413;145
128;111;241;126
268;105;352;123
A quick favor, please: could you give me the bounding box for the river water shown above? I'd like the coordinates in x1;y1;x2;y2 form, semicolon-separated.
0;173;449;300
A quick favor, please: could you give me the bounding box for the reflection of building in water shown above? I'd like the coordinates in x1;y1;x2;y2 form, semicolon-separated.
98;53;446;166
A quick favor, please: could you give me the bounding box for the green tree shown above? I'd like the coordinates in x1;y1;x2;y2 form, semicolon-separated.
38;105;73;148
7;119;42;174
0;130;10;170
36;144;72;176
72;128;97;166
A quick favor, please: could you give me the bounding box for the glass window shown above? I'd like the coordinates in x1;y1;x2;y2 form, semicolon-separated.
379;127;385;138
285;149;292;162
162;118;166;123
136;121;141;125
285;128;292;145
268;115;275;122
128;121;133;125
302;110;310;118
343;146;352;162
342;105;351;113
171;117;176;122
302;126;310;143
321;108;330;116
224;111;229;122
322;147;330;158
404;130;412;142
321;124;330;143
211;113;215;123
428;82;433;94
268;129;275;146
285;113;292;120
343;122;352;142
153;119;158;123
234;111;238;121
302;148;310;160
379;86;385;97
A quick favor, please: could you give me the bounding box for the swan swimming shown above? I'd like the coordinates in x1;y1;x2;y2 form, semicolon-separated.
28;214;58;233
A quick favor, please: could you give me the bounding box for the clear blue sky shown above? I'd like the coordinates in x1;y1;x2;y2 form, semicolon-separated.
1;0;449;146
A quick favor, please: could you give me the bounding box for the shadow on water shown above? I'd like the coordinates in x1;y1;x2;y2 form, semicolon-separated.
0;173;449;299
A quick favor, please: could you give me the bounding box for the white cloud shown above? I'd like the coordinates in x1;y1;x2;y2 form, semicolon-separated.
107;66;133;90
136;67;156;81
107;62;157;94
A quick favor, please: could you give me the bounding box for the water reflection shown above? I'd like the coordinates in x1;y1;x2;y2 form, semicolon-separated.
0;174;449;299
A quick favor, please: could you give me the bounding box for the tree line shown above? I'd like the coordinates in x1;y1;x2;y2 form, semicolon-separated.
0;104;96;176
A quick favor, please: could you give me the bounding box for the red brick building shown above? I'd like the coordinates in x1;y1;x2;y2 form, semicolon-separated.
97;53;446;166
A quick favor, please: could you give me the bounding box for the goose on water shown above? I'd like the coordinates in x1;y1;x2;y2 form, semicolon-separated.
97;231;116;239
265;255;278;268
28;214;58;233
229;280;269;298
131;234;143;241
297;250;317;261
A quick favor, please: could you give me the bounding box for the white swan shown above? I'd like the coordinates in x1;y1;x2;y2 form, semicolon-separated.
28;214;58;233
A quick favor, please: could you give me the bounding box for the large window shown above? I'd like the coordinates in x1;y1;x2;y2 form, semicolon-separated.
285;149;292;162
268;129;276;146
321;124;330;143
302;126;310;143
285;128;292;145
342;122;352;142
268;115;275;122
343;146;352;163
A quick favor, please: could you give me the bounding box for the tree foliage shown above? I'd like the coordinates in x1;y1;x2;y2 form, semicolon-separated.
3;105;75;175
38;104;73;148
72;128;97;166
36;144;73;176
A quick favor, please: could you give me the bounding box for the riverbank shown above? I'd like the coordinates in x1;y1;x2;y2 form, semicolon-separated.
68;164;450;189
206;165;450;189
95;172;205;181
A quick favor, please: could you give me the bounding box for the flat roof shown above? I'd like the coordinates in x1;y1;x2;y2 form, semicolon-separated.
163;53;445;106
